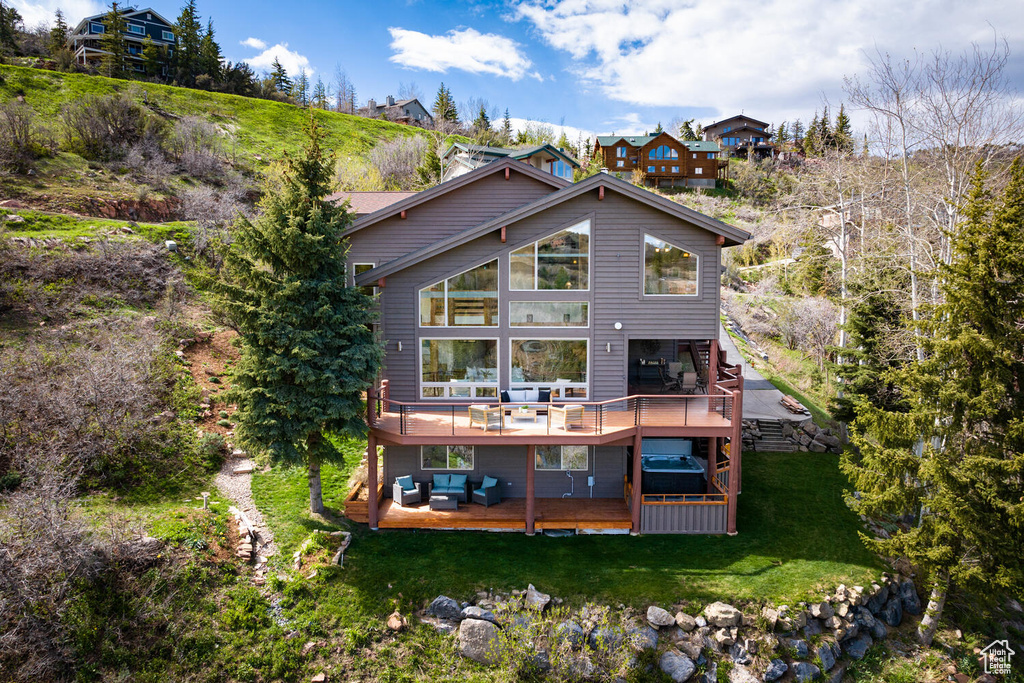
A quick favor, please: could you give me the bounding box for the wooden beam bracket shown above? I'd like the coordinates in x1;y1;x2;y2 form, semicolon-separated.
505;167;510;180
500;226;507;243
598;185;605;201
400;210;407;219
715;235;725;246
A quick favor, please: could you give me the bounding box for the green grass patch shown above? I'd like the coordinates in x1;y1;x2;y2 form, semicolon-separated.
255;449;879;610
2;208;190;242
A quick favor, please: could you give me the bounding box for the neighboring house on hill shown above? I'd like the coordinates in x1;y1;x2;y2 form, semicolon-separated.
703;115;774;159
67;7;175;74
593;132;720;188
343;157;751;536
365;96;434;127
441;142;579;183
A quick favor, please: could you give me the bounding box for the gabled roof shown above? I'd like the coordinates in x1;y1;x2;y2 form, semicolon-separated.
706;114;771;129
73;7;174;31
356;172;751;284
444;142;580;167
682;140;721;152
328;191;417;216
342;157;572;237
596;134;658;148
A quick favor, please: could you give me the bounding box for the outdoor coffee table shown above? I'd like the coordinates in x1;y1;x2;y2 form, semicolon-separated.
429;495;458;511
506;408;538;424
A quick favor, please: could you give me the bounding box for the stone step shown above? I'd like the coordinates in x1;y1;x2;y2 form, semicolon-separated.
753;440;798;452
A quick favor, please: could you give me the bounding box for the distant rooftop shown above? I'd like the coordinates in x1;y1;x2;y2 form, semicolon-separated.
328;191;418;216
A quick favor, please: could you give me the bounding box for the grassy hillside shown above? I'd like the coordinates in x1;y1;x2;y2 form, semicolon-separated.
0;65;428;162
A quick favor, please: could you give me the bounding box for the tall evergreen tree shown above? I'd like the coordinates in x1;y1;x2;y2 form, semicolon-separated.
141;35;162;78
217;114;382;514
817;105;833;149
775;121;789;146
198;18;221;81
311;76;329;109
0;1;21;59
270;57;290;95
48;8;69;56
432;82;457;124
99;2;129;79
804;113;820;155
842;160;1024;646
472;103;490;133
678;118;699;141
792;119;804;144
416;142;442;187
173;0;202;85
653;121;663;134
834;103;853;153
294;69;310;106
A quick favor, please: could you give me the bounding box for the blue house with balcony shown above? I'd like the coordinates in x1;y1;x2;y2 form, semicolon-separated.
68;7;176;75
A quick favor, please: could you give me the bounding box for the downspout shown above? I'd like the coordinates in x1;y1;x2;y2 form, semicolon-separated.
562;470;574;498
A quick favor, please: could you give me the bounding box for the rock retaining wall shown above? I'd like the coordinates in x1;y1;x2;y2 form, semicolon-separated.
743;419;843;454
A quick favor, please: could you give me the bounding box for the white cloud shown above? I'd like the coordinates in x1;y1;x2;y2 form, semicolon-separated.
512;0;1024;127
241;37;267;50
242;41;313;77
389;26;539;81
10;0;103;28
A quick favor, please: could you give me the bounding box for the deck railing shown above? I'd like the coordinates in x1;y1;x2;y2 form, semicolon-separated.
368;390;738;437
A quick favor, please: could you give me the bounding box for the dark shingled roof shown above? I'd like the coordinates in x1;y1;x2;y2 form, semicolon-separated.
327;191;417;216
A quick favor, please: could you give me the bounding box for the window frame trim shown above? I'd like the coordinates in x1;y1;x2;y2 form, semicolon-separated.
507;217;592;293
418;336;500;400
536;445;590;471
640;231;701;298
417;258;500;328
509;337;590;398
421;445;475;471
508;301;590;329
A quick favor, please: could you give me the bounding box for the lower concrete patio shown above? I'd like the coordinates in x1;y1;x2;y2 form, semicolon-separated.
377;497;632;532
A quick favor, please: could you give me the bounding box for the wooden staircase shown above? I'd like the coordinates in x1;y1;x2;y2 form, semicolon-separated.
752;419;798;452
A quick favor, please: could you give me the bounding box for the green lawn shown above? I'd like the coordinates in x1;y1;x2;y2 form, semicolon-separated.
253;449;880;612
2;207;190;242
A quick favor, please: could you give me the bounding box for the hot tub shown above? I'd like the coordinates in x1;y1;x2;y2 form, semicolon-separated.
640;439;705;494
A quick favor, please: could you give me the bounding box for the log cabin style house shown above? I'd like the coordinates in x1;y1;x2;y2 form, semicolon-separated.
344;158;750;535
593;132;721;189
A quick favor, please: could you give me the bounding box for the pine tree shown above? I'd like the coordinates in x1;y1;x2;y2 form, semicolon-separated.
472;104;490;133
99;2;129;79
818;105;833;149
198;18;221;81
792;119;804;144
842;160;1024;646
432;82;457;124
141;35;162;78
775;121;789;146
834;103;853;153
653;121;663;134
270;57;291;95
217;114;383;515
312;76;329;109
678;119;699;141
173;0;202;85
804;113;820;156
294;69;310;106
416;142;442;187
48;8;69;57
694;122;703;140
0;1;21;59
500;108;513;144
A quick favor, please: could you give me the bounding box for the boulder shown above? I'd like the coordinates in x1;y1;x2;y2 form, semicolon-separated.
630;625;659;650
460;606;498;625
784;638;810;659
899;579;922;615
676;612;697;632
865;584;889;613
699;661;718;683
869;620;888;640
648;605;677;628
427;595;462;621
703;602;743;627
659;649;696;682
843;634;873;660
588;626;625;651
458;618;501;665
765;658;788;682
803;618;823;637
792;661;822;682
524;584;551;611
808;439;828;452
714;627;735;647
817;643;836;672
729;643;752;665
677;640;702;660
728;665;760;683
880;596;903;627
761;606;779;631
555;620;585;650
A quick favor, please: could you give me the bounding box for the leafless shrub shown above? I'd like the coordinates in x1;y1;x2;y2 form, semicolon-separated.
121;136;175;187
60;90;163;161
0;240;185;321
0;101;46;174
165;117;224;179
368;135;426;189
775;297;838;369
179;180;250;265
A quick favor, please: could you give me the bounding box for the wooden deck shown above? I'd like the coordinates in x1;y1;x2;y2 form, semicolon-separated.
377;497;632;531
372;399;733;445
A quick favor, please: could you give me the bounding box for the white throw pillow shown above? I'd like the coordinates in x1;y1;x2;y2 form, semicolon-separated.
508;390;527;402
525;389;540;403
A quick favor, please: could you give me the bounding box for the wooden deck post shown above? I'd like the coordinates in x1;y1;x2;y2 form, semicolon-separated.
707;437;718;494
631;429;643;534
734;374;744;491
526;445;536;535
727;374;743;535
709;338;720;385
367;434;379;530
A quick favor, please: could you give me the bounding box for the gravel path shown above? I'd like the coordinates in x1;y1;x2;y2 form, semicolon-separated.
213;456;277;559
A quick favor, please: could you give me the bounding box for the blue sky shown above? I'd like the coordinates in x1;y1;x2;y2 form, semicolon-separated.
15;0;1024;139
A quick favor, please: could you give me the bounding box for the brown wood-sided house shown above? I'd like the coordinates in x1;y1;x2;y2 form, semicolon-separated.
593;132;720;189
343;158;751;535
703;115;774;159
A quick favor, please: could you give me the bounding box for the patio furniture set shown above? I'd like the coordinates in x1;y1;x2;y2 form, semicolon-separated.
392;473;502;511
468;389;587;432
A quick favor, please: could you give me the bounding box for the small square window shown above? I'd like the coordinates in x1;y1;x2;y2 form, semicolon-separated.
616;160;624;167
647;166;655;173
671;166;679;173
695;168;703;175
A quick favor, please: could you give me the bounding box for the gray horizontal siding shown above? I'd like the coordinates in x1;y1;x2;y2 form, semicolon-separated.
383;444;625;499
375;188;722;403
641;503;727;534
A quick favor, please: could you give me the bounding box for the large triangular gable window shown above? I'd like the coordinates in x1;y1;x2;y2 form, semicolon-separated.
510;219;590;291
644;234;698;296
419;260;498;327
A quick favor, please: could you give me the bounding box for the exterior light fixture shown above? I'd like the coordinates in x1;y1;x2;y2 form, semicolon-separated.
614;322;622;330
606;342;612;353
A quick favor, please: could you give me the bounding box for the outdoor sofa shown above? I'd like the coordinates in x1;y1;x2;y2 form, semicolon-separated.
427;473;469;502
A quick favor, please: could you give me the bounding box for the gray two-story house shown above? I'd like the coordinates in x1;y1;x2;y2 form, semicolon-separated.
344;159;750;535
67;7;176;74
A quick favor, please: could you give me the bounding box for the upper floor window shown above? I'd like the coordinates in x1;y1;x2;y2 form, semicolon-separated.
162;30;174;41
510;220;589;291
708;152;715;159
671;166;679;173
616;160;624;168
649;145;678;160
724;126;731;132
644;234;698;296
90;22;104;33
647;166;655;173
127;23;145;35
353;263;376;298
616;147;627;158
420;260;498;326
550;159;573;179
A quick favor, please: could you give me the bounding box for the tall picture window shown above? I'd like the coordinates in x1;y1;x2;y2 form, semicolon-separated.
419;260;498;326
510;220;589;291
422;445;474;470
644;234;699;296
510;339;588;397
420;339;497;398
